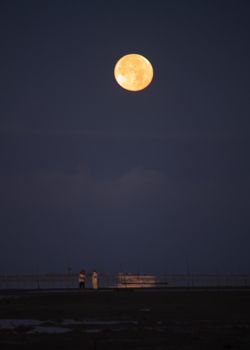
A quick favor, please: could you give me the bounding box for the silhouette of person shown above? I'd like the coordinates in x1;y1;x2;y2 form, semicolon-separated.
78;270;86;289
92;270;99;290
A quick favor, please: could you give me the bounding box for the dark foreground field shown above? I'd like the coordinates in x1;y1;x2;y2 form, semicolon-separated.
1;288;250;349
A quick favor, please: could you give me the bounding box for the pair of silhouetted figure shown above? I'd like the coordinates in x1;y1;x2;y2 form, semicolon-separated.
78;270;99;289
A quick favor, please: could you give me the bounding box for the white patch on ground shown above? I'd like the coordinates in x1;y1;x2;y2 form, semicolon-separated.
0;319;71;334
84;328;103;333
61;319;83;325
83;320;138;325
0;318;139;334
0;319;41;329
28;326;70;334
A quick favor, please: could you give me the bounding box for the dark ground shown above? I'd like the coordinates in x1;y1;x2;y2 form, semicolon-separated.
1;288;250;349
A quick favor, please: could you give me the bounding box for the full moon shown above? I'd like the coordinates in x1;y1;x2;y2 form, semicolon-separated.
114;53;154;92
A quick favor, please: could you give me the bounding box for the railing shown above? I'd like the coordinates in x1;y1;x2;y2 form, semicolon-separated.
0;273;250;290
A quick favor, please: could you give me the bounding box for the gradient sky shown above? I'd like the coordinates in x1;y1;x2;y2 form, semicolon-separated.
0;0;250;274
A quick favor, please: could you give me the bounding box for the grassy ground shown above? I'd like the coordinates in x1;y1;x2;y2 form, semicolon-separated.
1;288;250;349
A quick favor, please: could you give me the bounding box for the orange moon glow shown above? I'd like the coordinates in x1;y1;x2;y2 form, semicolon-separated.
114;53;154;92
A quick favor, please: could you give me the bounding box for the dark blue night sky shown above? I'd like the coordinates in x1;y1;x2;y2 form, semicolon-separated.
0;0;250;274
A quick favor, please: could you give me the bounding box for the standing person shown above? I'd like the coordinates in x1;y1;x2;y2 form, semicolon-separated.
78;270;86;289
92;270;99;290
